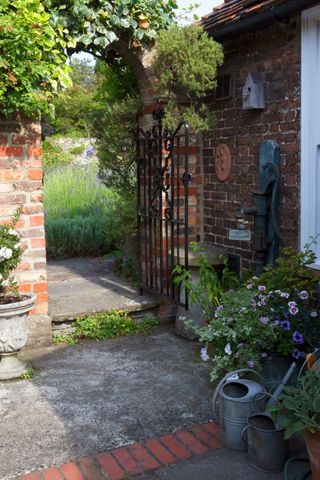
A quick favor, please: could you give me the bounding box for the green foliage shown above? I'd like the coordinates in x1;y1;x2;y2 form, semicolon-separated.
196;284;320;382
96;95;142;195
256;245;319;297
45;215;120;259
42;140;74;170
45;0;178;51
53;333;78;345
0;0;73;115
44;165;117;219
154;24;224;131
74;309;159;340
69;144;85;155
54;310;159;344
21;368;35;380
269;370;320;438
173;243;240;319
44;164;122;259
46;59;102;136
0;207;24;300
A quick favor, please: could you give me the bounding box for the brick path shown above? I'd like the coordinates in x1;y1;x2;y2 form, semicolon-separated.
18;423;221;480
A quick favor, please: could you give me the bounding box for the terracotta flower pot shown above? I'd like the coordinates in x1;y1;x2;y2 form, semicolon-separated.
0;294;36;380
305;429;320;480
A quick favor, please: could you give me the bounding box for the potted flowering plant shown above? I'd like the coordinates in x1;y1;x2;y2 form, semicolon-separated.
269;370;320;479
196;284;319;383
195;246;320;384
0;207;36;380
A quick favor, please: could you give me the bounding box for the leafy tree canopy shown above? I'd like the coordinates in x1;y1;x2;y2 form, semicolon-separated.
44;0;179;55
0;0;74;115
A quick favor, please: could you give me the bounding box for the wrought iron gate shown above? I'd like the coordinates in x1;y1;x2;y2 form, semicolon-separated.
136;106;190;308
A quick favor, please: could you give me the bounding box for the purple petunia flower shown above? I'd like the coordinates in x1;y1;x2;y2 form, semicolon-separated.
293;349;301;360
257;299;266;307
239;307;247;313
288;301;297;308
237;342;245;349
281;320;291;331
293;331;304;345
261;352;268;358
299;291;308;300
216;305;224;312
281;292;290;298
273;320;280;326
258;286;266;293
260;316;270;325
246;284;253;289
247;360;255;368
289;305;299;316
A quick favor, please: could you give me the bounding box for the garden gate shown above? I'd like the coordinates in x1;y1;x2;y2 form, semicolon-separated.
136;106;190;308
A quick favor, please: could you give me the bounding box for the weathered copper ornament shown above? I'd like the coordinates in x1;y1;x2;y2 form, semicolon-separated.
215;143;231;182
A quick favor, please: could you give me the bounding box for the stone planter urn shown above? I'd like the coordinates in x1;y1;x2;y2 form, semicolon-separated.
0;294;36;380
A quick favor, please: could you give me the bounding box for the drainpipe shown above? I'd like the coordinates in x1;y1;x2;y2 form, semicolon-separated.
203;0;320;40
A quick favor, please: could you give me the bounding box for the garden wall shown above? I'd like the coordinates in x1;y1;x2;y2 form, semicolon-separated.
0;114;51;348
202;17;301;272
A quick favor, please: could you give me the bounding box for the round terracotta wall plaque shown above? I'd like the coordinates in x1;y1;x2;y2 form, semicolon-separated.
215;143;231;182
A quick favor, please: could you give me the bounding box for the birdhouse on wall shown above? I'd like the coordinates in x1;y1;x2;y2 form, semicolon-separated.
242;72;265;110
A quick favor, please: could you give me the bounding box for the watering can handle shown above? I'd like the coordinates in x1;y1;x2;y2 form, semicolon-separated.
241;426;248;446
212;369;264;422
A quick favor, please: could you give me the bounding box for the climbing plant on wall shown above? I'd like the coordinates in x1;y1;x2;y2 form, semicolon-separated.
0;0;74;115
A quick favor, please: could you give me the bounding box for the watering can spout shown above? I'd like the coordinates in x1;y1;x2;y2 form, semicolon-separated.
267;361;297;405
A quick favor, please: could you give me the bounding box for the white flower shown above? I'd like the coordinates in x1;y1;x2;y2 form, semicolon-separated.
311;311;318;318
0;247;13;260
1;279;10;287
13;243;20;249
200;347;209;362
224;343;232;356
8;229;18;236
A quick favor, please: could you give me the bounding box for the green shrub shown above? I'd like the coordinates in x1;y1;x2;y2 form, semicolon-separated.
69;144;86;156
42;140;74;170
45;215;120;259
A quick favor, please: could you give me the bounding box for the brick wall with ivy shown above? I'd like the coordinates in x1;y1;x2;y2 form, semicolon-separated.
202;17;301;272
0;114;51;347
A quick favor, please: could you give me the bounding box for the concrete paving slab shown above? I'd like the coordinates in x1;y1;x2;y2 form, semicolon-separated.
47;257;158;321
1;326;212;480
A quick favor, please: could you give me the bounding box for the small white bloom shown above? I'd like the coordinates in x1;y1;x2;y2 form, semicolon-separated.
0;247;12;260
2;279;10;287
224;343;232;356
13;244;20;250
8;229;18;236
200;347;209;362
311;311;318;318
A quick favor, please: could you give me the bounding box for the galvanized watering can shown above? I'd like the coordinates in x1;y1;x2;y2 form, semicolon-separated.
212;369;267;451
242;413;287;473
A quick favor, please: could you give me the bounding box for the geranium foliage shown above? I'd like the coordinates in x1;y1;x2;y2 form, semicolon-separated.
0;0;74;115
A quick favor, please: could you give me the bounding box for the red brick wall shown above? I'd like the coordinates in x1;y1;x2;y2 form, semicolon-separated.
0;114;51;347
202;18;301;272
